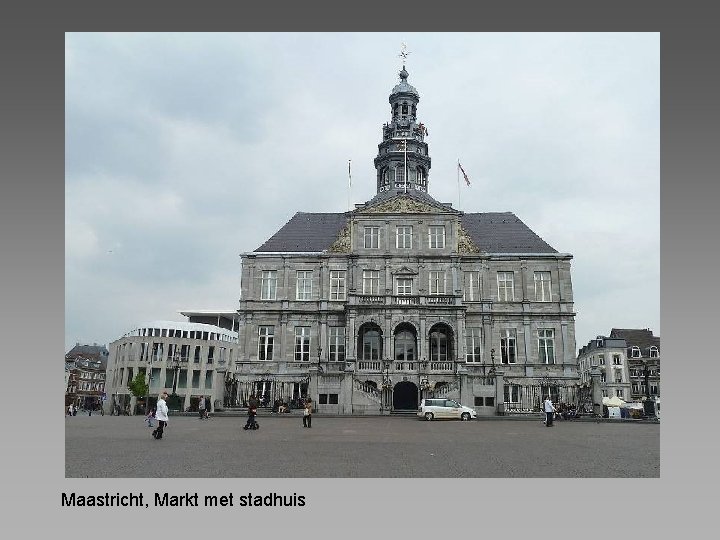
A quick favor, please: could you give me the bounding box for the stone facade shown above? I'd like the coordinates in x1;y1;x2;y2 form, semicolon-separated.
224;65;579;416
577;336;632;401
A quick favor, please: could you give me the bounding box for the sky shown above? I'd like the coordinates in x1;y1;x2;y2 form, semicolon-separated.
65;32;659;354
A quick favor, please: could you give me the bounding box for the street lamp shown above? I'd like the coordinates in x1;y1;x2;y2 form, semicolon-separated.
642;358;655;418
381;360;392;412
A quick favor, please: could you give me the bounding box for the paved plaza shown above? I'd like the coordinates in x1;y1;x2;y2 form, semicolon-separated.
65;414;659;478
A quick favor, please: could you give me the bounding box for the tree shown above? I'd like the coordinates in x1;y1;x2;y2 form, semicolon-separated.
127;372;149;400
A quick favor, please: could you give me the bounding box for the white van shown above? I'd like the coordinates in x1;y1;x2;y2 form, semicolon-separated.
417;398;477;421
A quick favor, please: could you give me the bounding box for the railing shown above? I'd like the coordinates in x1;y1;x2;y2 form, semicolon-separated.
429;362;453;371
394;296;420;306
354;379;381;403
426;296;455;305
358;296;384;304
394;362;416;371
431;380;460;398
358;361;382;371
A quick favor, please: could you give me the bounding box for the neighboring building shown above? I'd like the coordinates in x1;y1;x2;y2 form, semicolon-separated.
65;343;109;410
104;320;238;414
216;64;578;416
609;328;660;403
577;336;631;401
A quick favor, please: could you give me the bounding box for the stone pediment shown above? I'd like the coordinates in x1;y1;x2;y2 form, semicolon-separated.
328;224;351;253
457;223;481;254
359;196;446;215
391;266;418;276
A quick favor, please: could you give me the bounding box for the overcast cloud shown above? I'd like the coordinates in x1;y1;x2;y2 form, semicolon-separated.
65;32;659;353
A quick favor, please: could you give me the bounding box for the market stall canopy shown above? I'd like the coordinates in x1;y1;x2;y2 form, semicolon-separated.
603;396;626;407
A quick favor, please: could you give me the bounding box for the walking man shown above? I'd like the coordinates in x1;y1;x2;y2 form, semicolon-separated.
244;394;259;430
152;391;169;439
543;396;556;427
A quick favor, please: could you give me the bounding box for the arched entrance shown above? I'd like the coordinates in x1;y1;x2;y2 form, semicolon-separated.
393;380;419;410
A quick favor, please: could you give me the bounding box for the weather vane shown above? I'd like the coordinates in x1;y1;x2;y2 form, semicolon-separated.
398;42;410;65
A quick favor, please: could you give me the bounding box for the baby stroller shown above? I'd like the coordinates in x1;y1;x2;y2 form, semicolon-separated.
243;408;259;430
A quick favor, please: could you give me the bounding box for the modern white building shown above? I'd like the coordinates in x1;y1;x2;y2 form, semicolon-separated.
104;320;238;414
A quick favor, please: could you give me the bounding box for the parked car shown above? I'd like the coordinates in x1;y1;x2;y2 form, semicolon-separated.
417;398;477;421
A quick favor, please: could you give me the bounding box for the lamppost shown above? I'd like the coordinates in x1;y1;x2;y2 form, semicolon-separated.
381;360;392;412
169;346;182;411
642;358;655;418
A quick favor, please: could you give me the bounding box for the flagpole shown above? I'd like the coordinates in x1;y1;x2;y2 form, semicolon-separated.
457;159;460;209
348;159;352;211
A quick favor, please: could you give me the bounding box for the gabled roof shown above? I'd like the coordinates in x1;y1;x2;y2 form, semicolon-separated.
461;212;557;254
360;188;455;212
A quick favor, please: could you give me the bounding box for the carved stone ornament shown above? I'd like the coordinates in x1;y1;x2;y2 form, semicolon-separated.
328;224;352;253
362;197;440;214
457;224;481;254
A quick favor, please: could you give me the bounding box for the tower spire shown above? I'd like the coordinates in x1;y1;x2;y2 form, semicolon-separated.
373;46;431;195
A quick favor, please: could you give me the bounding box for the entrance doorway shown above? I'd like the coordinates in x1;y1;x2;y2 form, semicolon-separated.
393;381;419;410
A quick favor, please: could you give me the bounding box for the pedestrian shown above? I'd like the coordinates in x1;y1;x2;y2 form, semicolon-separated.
303;397;313;428
198;396;206;420
72;404;77;416
543;396;555;427
152;392;169;439
67;403;73;417
146;407;156;427
244;394;259;430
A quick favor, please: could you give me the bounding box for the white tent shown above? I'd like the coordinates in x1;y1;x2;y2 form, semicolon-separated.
602;396;626;407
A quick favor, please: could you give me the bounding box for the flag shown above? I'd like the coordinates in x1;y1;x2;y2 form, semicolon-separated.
348;159;352;186
458;161;471;186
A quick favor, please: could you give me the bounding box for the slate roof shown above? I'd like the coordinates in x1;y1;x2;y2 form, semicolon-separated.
609;329;660;353
460;212;557;254
254;207;558;254
255;212;350;252
65;344;109;369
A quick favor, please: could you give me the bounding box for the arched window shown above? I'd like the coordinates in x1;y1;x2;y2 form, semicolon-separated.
649;346;659;358
358;324;382;361
429;325;452;362
631;346;641;358
394;324;416;362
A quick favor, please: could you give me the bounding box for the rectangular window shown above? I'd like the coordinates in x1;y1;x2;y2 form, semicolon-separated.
319;393;328;404
207;346;214;364
258;326;274;361
205;370;213;389
362;270;380;295
329;393;338;405
192;370;200;388
600;372;607;383
329;327;346;362
396;277;413;295
616;389;624;398
650;384;658;395
599;355;605;365
194;346;201;363
464;271;480;301
504;384;520;403
465;328;482;362
428;225;445;249
364;226;380;249
329;270;346;300
296;270;313;300
500;329;517;364
164;369;174;388
261;270;277;300
613;355;622;365
429;270;446;295
177;369;187;389
295;327;311;362
497;272;515;301
534;271;552;301
538;329;555;364
396;226;413;249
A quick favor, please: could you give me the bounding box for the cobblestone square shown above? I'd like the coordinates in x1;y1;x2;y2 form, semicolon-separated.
65;414;660;478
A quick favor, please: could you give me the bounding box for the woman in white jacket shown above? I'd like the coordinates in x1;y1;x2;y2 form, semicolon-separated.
152;391;169;439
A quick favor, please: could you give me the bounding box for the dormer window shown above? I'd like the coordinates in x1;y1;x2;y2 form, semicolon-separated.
649;346;659;358
631;346;641;358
